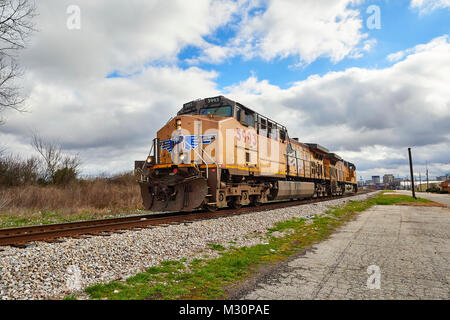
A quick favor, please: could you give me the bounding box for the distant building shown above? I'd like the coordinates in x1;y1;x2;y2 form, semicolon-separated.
417;181;441;192
393;178;403;188
383;174;395;184
436;175;450;181
372;176;381;184
440;180;450;193
401;179;412;190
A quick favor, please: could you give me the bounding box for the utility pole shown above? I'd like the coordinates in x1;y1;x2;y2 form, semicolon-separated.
419;172;422;192
426;161;429;191
408;148;416;199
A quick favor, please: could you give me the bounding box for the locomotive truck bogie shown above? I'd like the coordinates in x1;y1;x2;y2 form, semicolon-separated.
136;96;357;212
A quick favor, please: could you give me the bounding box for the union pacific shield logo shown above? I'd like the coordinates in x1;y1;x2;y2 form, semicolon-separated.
161;134;216;153
161;139;175;153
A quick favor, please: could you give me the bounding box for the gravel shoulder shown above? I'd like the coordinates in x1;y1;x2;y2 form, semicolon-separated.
0;192;377;300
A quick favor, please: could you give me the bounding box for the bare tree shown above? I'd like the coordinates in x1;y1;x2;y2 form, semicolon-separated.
0;0;37;123
31;133;82;184
31;133;62;181
61;153;81;175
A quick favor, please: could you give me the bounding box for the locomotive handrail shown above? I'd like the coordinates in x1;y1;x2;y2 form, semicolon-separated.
185;138;219;183
190;144;210;179
200;147;220;184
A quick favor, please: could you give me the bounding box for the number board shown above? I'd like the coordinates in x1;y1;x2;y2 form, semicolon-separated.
183;102;194;109
205;96;221;104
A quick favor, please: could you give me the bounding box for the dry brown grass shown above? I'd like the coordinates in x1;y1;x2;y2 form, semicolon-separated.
393;201;447;208
0;174;144;226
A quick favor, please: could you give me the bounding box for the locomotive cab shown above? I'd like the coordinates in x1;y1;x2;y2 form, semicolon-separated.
178;96;257;128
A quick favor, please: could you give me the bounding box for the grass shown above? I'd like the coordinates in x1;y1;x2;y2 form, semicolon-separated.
0;210;93;229
0;209;147;229
208;243;227;251
0;174;144;228
373;194;430;205
80;192;433;300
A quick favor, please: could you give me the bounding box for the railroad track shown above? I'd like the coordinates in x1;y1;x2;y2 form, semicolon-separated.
0;191;374;247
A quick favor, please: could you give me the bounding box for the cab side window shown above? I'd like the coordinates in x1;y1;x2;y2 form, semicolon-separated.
259;118;267;136
268;122;278;140
244;112;255;127
235;107;241;121
280;129;286;142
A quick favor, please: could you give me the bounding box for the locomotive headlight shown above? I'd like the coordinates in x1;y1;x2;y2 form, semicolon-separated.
179;152;185;161
176;119;182;130
146;156;152;163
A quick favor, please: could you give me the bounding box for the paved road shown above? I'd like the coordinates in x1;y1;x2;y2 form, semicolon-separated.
241;203;450;299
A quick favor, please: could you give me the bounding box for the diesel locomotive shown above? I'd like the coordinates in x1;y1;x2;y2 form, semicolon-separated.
135;96;357;212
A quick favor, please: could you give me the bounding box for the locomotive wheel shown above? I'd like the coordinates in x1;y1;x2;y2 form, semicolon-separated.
250;196;261;207
228;198;242;209
204;204;218;212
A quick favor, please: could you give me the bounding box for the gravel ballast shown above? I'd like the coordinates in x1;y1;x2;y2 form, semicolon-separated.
0;192;377;300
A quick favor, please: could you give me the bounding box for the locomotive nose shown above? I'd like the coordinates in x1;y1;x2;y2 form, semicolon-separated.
139;177;208;212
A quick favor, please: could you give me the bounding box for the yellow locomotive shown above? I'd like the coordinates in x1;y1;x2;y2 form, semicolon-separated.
135;96;357;212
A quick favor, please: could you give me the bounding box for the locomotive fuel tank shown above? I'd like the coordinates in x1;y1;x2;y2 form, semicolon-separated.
270;181;315;201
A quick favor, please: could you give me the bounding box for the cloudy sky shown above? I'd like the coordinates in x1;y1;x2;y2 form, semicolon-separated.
0;0;449;180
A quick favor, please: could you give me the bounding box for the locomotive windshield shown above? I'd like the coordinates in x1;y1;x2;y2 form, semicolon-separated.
199;106;232;117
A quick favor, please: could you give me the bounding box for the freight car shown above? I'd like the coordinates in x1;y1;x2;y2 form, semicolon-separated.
135;96;357;212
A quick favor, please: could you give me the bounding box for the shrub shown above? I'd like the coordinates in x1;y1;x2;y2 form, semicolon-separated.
426;186;441;193
52;167;77;186
0;154;41;187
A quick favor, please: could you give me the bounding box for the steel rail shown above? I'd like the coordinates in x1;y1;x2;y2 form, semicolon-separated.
0;191;373;247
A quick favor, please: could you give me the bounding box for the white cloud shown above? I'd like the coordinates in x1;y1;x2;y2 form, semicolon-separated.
1;0;235;174
198;0;371;65
20;0;238;83
224;36;450;177
1;66;220;174
410;0;450;14
387;35;449;62
192;0;373;65
349;39;377;59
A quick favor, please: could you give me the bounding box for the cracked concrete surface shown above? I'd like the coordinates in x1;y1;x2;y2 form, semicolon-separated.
242;197;450;300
